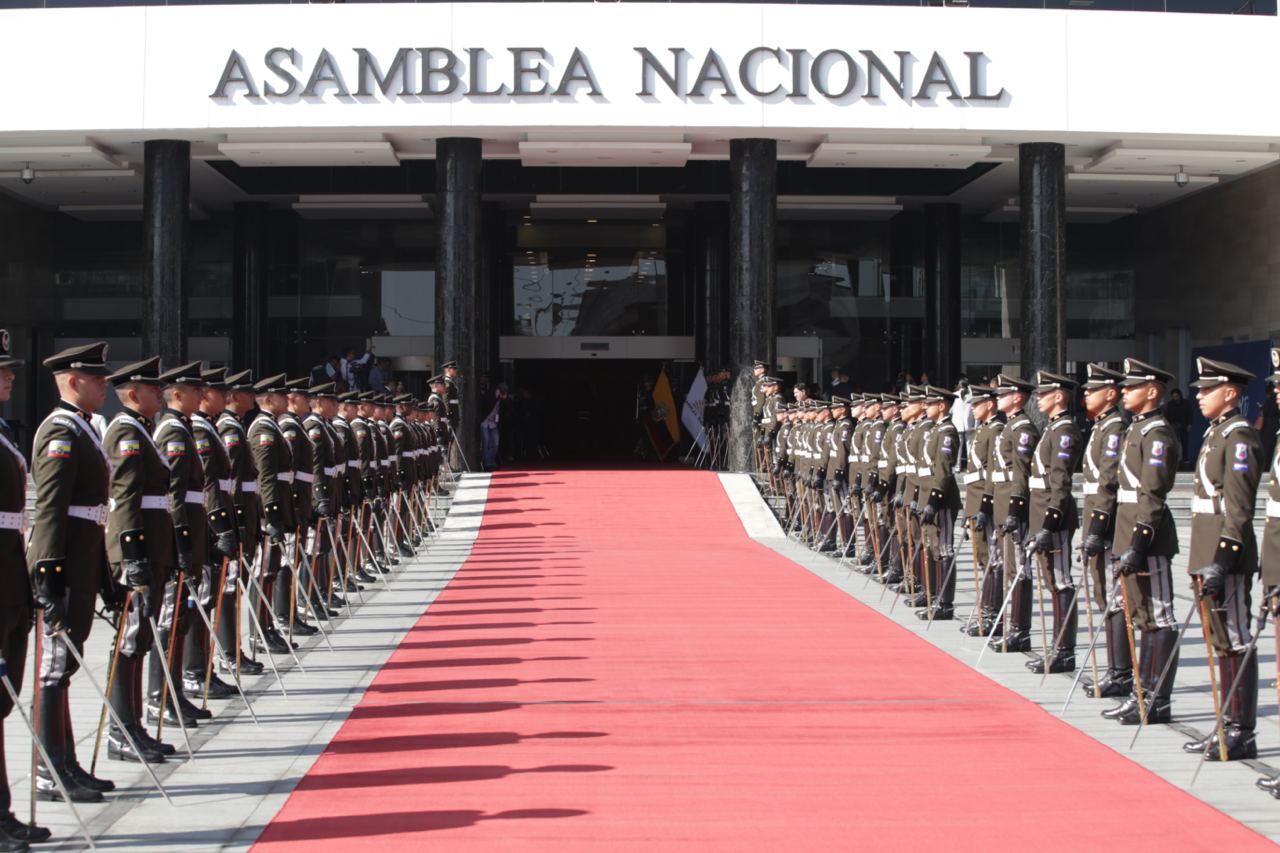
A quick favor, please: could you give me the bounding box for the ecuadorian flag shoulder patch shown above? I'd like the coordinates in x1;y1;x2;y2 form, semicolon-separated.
258;433;274;446
118;439;141;457
47;439;72;458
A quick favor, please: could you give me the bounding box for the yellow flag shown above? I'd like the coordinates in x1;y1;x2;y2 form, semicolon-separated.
653;368;681;444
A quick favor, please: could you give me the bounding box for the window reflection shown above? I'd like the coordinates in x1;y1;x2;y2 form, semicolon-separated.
511;249;668;336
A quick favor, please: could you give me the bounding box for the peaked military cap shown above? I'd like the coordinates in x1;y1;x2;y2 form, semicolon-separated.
1034;371;1077;394
108;357;163;387
309;382;338;399
923;385;956;402
43;341;109;375
253;373;289;394
762;376;782;385
995;374;1035;395
1189;356;1254;389
441;360;458;370
200;367;230;390
904;385;927;402
1270;347;1280;385
0;330;22;369
880;393;901;405
428;375;446;386
225;369;254;392
831;396;850;407
284;377;312;395
337;390;361;403
393;393;414;404
1082;363;1124;390
752;359;768;370
158;361;205;386
1119;358;1174;387
967;385;998;401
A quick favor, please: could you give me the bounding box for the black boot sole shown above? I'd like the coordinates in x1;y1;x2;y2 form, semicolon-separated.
35;784;103;804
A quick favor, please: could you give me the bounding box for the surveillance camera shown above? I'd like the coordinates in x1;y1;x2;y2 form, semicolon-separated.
1174;167;1189;189
19;165;34;185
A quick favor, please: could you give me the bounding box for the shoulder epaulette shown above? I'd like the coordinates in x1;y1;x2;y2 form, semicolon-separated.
1140;418;1168;435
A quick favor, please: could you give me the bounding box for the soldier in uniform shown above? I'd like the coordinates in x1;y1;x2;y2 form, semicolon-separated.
918;386;960;620
1181;357;1261;760
391;395;419;555
853;396;883;568
441;360;462;468
883;394;913;587
1078;364;1130;697
334;391;373;586
305;383;344;612
703;367;731;469
870;395;903;582
185;367;239;701
901;386;934;605
961;385;1002;636
1102;359;1181;725
820;398;851;551
218;371;267;671
103;357;176;763
27;342;115;804
279;379;319;633
758;378;783;468
354;394;389;570
150;362;212;727
1255;349;1280;795
1026;372;1084;674
0;333;51;845
989;375;1038;652
248;374;296;654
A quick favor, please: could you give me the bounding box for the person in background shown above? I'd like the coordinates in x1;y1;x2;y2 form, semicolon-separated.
1166;388;1193;468
828;368;852;400
480;385;505;471
950;377;973;471
340;348;374;391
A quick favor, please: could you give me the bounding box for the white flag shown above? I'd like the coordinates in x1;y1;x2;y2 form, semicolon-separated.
681;368;708;453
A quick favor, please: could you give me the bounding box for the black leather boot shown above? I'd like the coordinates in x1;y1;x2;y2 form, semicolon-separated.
1029;588;1077;674
146;650;198;728
1118;628;1175;725
1191;653;1257;761
35;687;102;803
61;690;113;793
0;725;48;845
1083;612;1133;698
1255;774;1280;794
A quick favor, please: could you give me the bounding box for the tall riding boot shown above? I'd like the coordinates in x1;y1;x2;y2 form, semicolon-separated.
0;722;49;848
998;575;1032;652
146;637;195;728
272;563;293;625
60;688;112;793
1029;588;1077;674
1085;611;1133;697
1118;628;1174;724
968;566;1002;637
1192;653;1258;760
35;685;99;802
1103;630;1150;720
937;554;957;610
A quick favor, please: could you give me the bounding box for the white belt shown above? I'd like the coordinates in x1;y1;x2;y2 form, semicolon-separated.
1191;496;1220;515
1083;482;1099;495
276;472;294;483
847;455;856;464
991;472;1010;484
141;495;168;511
1029;476;1046;491
347;460;360;469
68;504;107;525
401;452;414;459
878;461;889;469
219;478;234;494
1117;488;1138;504
1267;498;1280;519
905;466;917;475
0;511;24;531
917;467;932;478
962;471;981;485
240;481;258;493
895;466;907;474
381;460;391;467
184;490;204;504
295;472;315;484
324;466;337;477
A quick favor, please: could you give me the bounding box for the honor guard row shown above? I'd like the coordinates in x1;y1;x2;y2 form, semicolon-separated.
0;338;463;851
747;352;1280;798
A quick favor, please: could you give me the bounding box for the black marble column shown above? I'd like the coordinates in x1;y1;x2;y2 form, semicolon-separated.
435;138;482;467
696;201;729;370
142;140;190;365
727;139;776;473
1018;142;1066;379
232;202;269;371
923;203;961;388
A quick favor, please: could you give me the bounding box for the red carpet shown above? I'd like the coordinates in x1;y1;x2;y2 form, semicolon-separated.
253;470;1272;850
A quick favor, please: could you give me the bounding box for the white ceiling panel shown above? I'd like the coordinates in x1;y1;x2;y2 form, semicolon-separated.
0;144;122;170
218;141;399;167
1082;146;1277;177
808;142;993;169
519;141;691;168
